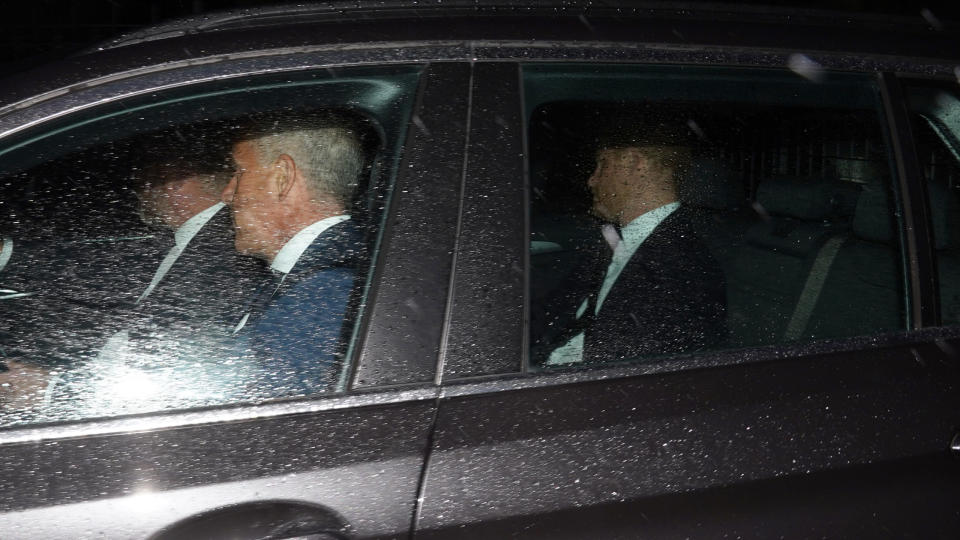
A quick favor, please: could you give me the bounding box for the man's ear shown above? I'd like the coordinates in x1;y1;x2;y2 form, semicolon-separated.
273;153;297;199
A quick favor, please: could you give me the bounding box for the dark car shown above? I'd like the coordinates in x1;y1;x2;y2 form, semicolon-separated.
0;2;959;538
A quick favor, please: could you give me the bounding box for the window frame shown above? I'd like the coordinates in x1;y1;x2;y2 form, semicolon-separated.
0;54;470;440
440;54;959;392
878;72;939;328
898;77;960;328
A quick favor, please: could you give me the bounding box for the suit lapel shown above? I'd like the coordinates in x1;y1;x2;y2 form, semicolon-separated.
285;219;365;280
594;207;689;319
235;220;365;333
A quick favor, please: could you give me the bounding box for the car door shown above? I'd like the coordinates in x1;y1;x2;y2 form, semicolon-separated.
0;49;470;539
416;58;960;538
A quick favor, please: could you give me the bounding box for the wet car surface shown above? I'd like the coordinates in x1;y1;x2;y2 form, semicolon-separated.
0;2;958;538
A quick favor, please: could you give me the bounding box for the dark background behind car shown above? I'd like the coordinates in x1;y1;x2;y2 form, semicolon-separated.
0;0;270;76
1;0;959;78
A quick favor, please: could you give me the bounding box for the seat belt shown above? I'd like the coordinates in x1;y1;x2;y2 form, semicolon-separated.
784;235;846;341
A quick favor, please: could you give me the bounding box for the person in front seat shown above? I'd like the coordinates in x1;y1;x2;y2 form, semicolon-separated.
222;110;375;396
0;129;268;413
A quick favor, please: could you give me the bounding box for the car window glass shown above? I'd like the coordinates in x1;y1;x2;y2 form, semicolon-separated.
0;65;422;426
907;83;960;325
525;65;906;369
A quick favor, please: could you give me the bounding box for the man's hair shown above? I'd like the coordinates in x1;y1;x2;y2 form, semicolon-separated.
135;164;232;195
595;105;696;179
236;110;376;207
131;123;233;195
632;146;692;185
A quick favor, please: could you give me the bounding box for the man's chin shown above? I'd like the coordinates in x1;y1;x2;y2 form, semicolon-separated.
235;238;271;262
590;203;614;222
234;237;255;257
137;208;167;229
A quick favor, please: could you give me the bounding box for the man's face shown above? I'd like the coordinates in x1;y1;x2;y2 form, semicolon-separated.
136;179;178;229
587;147;638;222
222;140;283;260
136;174;206;229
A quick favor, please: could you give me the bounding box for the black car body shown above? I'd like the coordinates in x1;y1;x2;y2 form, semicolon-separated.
0;2;959;538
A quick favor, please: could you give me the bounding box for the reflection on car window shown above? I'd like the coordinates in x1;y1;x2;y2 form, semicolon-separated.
908;84;960;325
0;65;421;426
526;65;906;369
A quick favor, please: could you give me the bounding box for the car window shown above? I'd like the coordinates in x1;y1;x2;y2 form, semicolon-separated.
526;64;906;368
0;65;422;426
907;83;960;325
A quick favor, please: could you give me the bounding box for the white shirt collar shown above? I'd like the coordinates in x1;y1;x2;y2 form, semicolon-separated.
0;236;12;273
617;201;681;258
270;215;350;274
174;202;224;247
595;201;680;313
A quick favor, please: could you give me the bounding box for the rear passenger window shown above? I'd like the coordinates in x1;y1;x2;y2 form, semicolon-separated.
906;83;960;326
0;65;422;426
526;65;906;367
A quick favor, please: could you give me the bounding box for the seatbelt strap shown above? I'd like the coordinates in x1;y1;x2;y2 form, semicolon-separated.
784;236;845;341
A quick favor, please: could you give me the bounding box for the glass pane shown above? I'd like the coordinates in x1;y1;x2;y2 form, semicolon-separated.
525;65;906;369
0;65;422;425
907;84;960;325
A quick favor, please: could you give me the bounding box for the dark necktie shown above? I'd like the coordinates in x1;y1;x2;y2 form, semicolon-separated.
232;269;286;334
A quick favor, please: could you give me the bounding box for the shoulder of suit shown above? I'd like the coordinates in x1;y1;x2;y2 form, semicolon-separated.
290;220;366;275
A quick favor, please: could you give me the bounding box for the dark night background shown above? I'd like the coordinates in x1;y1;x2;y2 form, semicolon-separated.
0;0;958;78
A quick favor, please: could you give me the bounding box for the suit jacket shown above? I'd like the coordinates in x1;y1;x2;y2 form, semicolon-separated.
134;207;268;334
240;219;366;398
582;207;727;363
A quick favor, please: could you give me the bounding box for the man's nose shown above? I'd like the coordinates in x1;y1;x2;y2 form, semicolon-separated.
221;176;237;204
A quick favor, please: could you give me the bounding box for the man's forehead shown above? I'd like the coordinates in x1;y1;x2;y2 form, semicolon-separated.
596;146;642;159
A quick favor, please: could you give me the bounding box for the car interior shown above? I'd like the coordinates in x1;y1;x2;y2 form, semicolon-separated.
525;65;937;365
0;65;423;423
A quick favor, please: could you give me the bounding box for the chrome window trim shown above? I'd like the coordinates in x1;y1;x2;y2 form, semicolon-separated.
0;386;438;445
471;42;960;77
2;40;955;142
0;44;470;140
438;325;960;399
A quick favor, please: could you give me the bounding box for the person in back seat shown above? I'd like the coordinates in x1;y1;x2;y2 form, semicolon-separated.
546;113;727;365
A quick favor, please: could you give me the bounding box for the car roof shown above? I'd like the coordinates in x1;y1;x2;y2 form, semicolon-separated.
0;1;957;118
91;0;957;51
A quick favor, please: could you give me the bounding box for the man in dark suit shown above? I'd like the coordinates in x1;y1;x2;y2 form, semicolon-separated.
221;111;373;397
124;157;267;335
0;134;268;413
546;116;726;366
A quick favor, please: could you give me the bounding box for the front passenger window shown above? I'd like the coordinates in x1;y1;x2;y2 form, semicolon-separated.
0;65;421;426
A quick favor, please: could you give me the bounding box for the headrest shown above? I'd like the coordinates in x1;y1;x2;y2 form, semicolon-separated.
756;179;834;220
852;185;894;244
679;156;742;210
745;221;836;257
